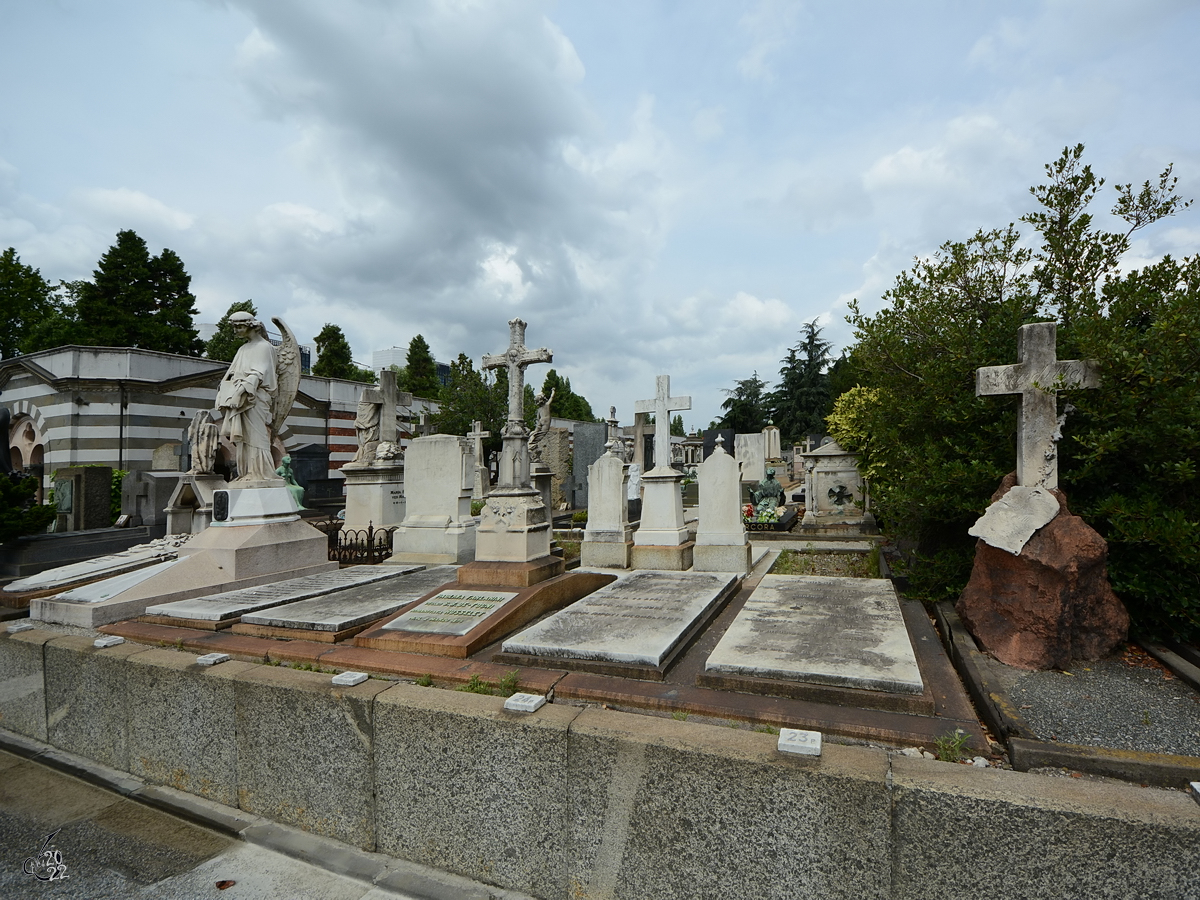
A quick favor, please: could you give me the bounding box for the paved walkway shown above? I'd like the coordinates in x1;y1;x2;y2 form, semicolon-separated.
0;747;524;900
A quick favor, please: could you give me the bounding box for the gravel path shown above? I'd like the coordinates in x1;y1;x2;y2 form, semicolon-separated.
1006;650;1200;757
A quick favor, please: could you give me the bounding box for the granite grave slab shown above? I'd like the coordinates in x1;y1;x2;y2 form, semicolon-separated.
496;571;739;680
141;564;425;629
231;566;459;642
384;589;519;636
703;575;924;695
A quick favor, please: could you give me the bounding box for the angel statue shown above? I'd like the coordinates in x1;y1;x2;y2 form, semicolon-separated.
528;387;555;464
213;311;301;484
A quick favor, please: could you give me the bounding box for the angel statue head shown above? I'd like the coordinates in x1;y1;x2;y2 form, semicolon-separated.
228;310;268;339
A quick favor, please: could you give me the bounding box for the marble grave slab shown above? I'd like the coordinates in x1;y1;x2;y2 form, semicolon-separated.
705;575;923;694
236;566;459;636
500;571;738;675
144;564;425;623
383;589;520;636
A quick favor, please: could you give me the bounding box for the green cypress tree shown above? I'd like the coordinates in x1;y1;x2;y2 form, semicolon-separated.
77;230;157;348
403;334;441;398
206;300;259;362
312;324;375;382
147;248;203;355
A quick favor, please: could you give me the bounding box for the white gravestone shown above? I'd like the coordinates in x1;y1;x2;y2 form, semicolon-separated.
392;435;477;565
581;444;634;569
971;322;1100;554
631;376;693;570
763;424;782;462
383;589;519;635
468;421;492;501
734;433;767;483
693;436;752;575
343;370;411;530
778;728;822;757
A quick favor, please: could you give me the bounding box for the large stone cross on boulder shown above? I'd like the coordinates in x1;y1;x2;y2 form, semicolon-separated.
958;321;1128;670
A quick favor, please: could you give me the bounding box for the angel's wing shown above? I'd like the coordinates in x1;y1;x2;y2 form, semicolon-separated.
271;316;301;437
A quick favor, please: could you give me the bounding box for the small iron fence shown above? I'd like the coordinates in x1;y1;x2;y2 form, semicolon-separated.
327;522;397;565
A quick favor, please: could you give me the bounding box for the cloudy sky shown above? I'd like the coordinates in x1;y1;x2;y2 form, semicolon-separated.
2;0;1198;427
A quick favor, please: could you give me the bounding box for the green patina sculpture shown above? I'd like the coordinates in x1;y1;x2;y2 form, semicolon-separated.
275;455;306;509
751;467;786;517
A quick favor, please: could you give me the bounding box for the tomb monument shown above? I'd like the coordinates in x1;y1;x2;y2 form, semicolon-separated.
342;370;410;531
693;436;752;575
631;375;694;570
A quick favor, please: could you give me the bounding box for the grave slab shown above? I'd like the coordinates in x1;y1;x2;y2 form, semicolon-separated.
496;571;739;680
703;575;924;695
355;571;616;658
141;565;424;630
232;567;459;643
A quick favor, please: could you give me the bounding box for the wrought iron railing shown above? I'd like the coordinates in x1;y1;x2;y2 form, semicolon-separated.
327;522;397;565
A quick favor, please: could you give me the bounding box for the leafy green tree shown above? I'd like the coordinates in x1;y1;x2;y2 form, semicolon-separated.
770;321;833;443
828;146;1199;639
0;472;56;542
72;230;202;353
539;369;597;422
718;373;769;433
312;324;375;382
401;334;440;398
0;248;55;358
670;414;686;437
434;354;506;456
20;281;85;353
146;248;203;355
205;300;258;362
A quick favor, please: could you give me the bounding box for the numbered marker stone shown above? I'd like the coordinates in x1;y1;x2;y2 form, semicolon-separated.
331;671;369;686
503;692;547;713
6;622;34;634
93;635;125;648
196;652;231;667
778;728;822;757
1190;782;1200;806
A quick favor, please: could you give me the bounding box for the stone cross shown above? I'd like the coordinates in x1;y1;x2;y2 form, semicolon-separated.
606;406;620;445
467;420;490;462
976;322;1100;490
634;375;691;473
482;318;553;432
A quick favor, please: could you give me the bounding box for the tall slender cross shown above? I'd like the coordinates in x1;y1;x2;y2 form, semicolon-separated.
467;420;490;464
482;319;553;432
976;322;1100;490
634;375;691;472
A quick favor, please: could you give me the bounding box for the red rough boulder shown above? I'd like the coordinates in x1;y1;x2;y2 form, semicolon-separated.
956;473;1129;670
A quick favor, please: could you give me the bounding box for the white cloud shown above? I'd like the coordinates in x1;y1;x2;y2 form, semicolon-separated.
737;0;800;82
74;188;195;232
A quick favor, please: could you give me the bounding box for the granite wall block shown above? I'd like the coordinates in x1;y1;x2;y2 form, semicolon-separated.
124;649;257;807
373;683;583;898
890;755;1200;900
232;664;389;849
564;708;893;900
44;635;147;770
0;630;54;741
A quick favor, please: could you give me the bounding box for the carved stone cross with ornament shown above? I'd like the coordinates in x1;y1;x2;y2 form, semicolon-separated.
482;318;552;489
976;322;1100;491
633;375;690;473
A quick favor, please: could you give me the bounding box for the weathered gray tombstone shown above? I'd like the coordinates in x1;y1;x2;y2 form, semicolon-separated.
702;428;735;461
693;436;751;575
580;442;633;568
572;421;609;509
468;420;491;501
957;321;1129;669
631;375;693;570
390;434;477;565
343;370;411;531
734;432;766;483
798;440;875;534
53;466;112;532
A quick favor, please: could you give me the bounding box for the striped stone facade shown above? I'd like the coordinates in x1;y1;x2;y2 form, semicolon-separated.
0;346;439;492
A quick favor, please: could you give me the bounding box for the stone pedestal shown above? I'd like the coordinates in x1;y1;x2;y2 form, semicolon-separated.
342;462;405;530
165;473;227;535
581;451;633;569
211;484;300;526
631;467;693;571
53;466;112;532
693;442;752;575
956;476;1129;670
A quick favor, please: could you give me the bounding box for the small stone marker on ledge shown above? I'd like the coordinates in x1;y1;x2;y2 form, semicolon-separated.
93;635;125;648
196;652;231;667
504;692;547;713
1190;782;1200;806
7;622;34;634
777;728;822;757
331;671;369;686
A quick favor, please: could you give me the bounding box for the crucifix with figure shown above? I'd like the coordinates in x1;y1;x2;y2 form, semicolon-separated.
482;318;552;489
634;375;691;473
976;322;1099;491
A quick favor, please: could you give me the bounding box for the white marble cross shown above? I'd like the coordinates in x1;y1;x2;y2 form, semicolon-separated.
634;375;691;472
482;319;553;431
467;420;490;462
976;322;1100;490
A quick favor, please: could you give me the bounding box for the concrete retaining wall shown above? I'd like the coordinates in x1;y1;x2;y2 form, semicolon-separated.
2;629;1198;900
